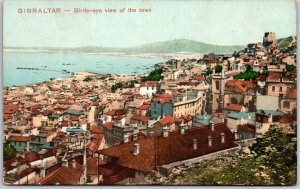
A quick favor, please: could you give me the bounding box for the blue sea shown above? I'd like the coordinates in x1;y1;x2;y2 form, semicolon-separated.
3;51;166;87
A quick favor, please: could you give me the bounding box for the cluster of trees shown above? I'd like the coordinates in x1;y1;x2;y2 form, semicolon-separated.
142;69;163;82
234;65;261;80
111;83;123;92
83;76;93;82
4;143;17;161
286;64;295;72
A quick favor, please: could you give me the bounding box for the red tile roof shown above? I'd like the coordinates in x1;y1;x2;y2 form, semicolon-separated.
224;104;244;111
131;114;149;123
279;114;296;124
256;75;266;81
37;161;84;185
42;110;54;116
116;115;126;120
183;115;193;121
7;135;34;142
103;122;115;131
267;73;281;80
159;115;175;126
137;104;151;110
88;134;104;152
106;109;127;116
25;151;39;162
90;125;104;134
226;80;256;93
88;157;107;176
192;75;205;81
141;81;158;87
99;124;235;172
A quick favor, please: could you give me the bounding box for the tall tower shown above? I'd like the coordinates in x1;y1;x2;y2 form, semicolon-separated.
210;63;228;113
263;32;276;48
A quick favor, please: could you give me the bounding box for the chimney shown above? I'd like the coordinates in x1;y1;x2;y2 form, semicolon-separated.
133;143;139;155
210;122;215;131
62;159;68;167
180;121;185;135
26;141;30;152
149;131;155;137
123;134;129;143
221;133;225;143
208;136;212;147
133;133;138;141
234;131;238;140
72;159;76;168
192;139;197;150
162;127;169;137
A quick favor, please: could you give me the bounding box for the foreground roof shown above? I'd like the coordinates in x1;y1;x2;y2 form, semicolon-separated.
99;124;235;172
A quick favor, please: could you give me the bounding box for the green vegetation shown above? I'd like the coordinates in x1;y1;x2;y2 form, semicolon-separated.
286;64;295;72
151;125;296;186
4;143;17;161
83;76;93;82
214;65;223;74
205;67;213;75
277;36;294;49
128;80;138;86
142;69;163;82
111;83;123;92
234;66;261;80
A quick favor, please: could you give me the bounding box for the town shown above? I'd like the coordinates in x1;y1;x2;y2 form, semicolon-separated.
3;32;297;185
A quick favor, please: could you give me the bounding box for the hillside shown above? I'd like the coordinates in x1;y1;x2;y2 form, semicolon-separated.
129;39;244;54
277;36;295;49
5;39;244;54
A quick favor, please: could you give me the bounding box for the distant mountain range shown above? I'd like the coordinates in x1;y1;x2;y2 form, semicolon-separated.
5;39;244;54
5;37;294;54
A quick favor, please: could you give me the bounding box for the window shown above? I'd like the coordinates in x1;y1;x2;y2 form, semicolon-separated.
283;101;290;108
231;97;238;104
50;142;55;147
216;80;220;91
279;86;282;92
272;86;275;92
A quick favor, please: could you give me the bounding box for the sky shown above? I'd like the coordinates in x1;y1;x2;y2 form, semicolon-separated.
4;0;297;48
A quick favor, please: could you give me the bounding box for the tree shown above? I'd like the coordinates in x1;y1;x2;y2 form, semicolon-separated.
233;67;261;81
286;64;295;72
205;67;213;75
111;83;123;92
83;76;92;82
215;65;223;74
4;143;17;161
142;69;163;82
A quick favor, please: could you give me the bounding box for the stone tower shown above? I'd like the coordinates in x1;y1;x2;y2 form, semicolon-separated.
210;63;229;113
263;32;276;48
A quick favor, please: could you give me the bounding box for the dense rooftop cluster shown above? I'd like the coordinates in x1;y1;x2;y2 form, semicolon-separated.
3;33;297;185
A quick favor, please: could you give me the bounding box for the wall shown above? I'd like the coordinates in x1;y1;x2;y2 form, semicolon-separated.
158;146;240;176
